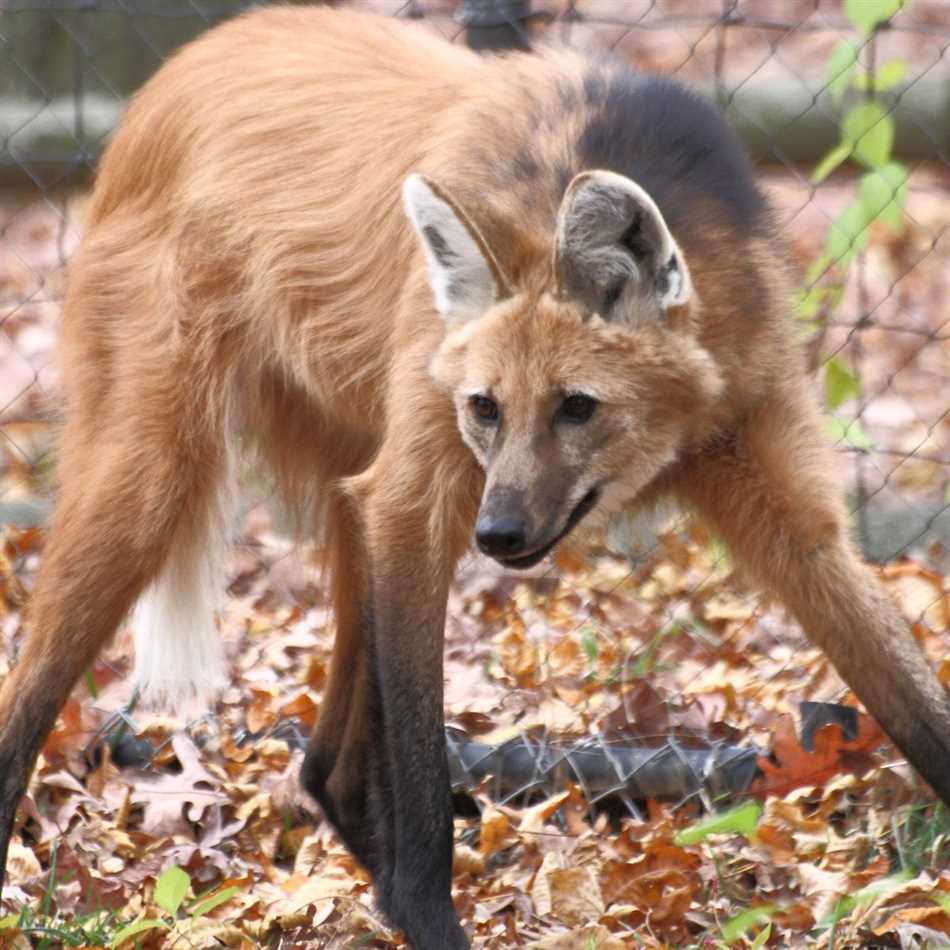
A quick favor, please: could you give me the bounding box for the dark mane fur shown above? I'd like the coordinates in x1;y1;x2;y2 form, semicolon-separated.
575;65;770;239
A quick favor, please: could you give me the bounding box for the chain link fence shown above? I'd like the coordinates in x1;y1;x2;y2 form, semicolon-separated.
1;0;950;939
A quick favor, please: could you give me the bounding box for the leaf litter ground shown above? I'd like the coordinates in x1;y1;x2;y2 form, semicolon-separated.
2;507;950;948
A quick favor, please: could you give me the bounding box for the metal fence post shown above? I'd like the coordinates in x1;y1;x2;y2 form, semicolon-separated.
457;0;531;52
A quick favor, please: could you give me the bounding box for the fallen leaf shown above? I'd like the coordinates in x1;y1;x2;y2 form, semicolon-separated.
525;924;626;949
479;805;514;859
755;713;886;797
874;905;950;938
130;734;227;836
548;865;605;926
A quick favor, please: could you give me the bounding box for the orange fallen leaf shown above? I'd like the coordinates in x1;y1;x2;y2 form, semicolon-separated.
479;805;514;858
246;696;277;733
494;608;539;688
278;691;318;729
41;696;86;759
532;856;605;927
525;924;625;948
874;905;950;938
754;713;886;797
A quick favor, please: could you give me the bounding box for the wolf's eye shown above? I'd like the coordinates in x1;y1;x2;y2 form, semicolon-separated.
559;394;598;424
471;395;499;424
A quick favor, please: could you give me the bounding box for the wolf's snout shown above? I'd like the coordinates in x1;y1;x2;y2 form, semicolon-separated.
475;514;527;557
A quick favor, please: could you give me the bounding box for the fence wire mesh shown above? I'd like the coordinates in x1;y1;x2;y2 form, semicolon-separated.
1;1;949;946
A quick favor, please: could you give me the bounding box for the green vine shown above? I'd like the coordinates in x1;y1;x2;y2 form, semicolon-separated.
796;0;910;448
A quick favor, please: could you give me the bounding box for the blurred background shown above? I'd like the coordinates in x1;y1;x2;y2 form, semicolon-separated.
1;2;949;947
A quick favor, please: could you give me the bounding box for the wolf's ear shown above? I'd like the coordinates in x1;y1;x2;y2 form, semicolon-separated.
554;170;692;322
403;175;511;323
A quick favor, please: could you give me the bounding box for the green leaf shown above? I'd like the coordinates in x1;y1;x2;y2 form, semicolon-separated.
804;253;834;286
707;536;731;569
845;0;902;34
109;918;169;948
825;41;860;102
189;885;241;918
825;201;872;269
932;891;950;914
812;142;853;184
825;357;861;409
720;907;776;946
0;915;18;930
842;101;894;168
154;865;190;916
859;162;909;230
825;415;875;452
580;626;599;664
750;923;774;950
673;800;762;846
796;291;842;330
83;669;99;699
854;59;907;92
795;285;826;321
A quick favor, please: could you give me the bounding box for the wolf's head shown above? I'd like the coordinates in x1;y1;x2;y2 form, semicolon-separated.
404;171;723;568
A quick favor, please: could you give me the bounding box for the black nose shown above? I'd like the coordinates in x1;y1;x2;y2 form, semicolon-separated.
476;515;527;558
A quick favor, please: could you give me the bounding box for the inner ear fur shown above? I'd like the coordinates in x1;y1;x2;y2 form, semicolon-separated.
553;169;692;322
403;174;512;322
423;178;511;297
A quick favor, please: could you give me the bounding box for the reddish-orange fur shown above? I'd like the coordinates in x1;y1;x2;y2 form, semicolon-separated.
1;9;948;949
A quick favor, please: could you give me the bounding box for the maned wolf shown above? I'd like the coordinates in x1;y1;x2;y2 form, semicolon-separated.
1;7;948;949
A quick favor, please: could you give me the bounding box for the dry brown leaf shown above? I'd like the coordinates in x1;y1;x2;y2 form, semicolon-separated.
531;851;561;917
600;839;701;925
265;869;364;930
874;905;950;938
40;697;86;760
883;561;950;629
703;592;755;624
278;691;319;729
166;918;245;947
548;865;605;926
518;790;571;838
494;609;539;688
797;864;851;924
452;843;485;876
480;805;514;858
524;924;626;949
246;696;277;733
4;840;41;881
472;891;518;924
0;535;28;613
756;798;838;864
532;852;605;927
755;713;886;797
0;931;33;950
130;733;227;836
563;784;592;837
548;638;586;679
220;733;255;764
